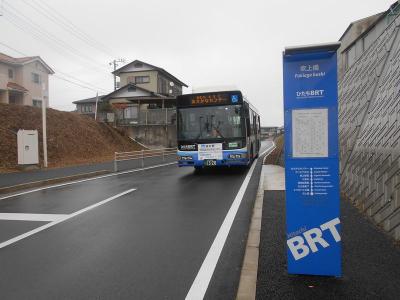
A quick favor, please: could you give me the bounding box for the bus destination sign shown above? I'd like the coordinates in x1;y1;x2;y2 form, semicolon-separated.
190;94;229;106
177;91;243;108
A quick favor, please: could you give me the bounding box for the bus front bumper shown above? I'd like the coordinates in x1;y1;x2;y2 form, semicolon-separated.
177;150;249;167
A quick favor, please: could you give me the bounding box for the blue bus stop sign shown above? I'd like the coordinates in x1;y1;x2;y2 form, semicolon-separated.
283;43;341;276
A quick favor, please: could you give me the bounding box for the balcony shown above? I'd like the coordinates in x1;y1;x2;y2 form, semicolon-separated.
117;108;176;126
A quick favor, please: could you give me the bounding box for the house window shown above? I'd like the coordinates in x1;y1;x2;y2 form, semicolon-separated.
8;69;13;79
161;78;167;94
33;99;42;108
135;76;150;84
31;73;41;84
9;95;17;104
128;86;136;92
134;62;143;68
81;104;92;113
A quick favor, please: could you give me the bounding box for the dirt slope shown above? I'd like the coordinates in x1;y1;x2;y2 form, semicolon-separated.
0;104;142;172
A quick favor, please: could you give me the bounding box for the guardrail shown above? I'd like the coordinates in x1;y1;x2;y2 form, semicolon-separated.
114;148;177;172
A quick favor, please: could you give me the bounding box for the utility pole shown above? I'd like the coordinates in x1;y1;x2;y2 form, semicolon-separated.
42;83;48;168
109;58;125;90
94;92;99;121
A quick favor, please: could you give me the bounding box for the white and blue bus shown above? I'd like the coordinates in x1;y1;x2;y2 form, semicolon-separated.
176;90;261;169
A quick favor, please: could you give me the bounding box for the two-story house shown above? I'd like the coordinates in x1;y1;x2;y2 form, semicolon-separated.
0;52;54;108
73;59;187;146
114;59;186;96
103;59;188;146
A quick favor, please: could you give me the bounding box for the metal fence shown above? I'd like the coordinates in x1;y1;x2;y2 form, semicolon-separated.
114;148;177;172
117;108;176;126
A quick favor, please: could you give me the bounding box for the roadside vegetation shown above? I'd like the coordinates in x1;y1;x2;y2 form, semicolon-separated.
0;103;143;172
263;134;284;166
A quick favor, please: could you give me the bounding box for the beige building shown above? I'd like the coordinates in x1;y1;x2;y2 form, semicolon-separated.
102;59;187;126
113;59;187;97
0;52;54;108
73;59;188;146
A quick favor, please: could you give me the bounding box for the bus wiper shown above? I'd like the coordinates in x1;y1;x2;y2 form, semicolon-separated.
213;125;224;138
195;116;203;139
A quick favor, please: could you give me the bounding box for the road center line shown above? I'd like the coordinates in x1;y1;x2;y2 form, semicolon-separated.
0;213;68;222
185;143;275;299
0;188;136;250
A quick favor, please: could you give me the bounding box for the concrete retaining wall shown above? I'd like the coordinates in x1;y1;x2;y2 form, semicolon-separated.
122;125;177;148
339;15;400;239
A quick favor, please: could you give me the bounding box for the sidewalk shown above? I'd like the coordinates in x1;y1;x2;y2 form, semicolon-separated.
0;154;177;190
256;165;400;299
0;161;113;189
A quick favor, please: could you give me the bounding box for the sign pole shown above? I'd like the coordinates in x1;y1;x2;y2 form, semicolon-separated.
283;42;341;276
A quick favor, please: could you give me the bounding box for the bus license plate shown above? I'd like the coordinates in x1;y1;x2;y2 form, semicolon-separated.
204;159;217;166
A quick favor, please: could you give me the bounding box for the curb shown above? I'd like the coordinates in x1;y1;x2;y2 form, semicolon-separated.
236;162;265;300
236;143;276;300
0;170;111;195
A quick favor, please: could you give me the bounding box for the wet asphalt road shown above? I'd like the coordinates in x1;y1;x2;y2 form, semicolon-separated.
0;141;273;299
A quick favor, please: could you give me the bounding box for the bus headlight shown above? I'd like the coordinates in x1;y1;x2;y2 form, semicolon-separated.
228;154;245;159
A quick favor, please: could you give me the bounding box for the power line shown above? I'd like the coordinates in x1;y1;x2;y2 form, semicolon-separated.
2;2;110;73
2;5;109;73
21;0;117;58
2;11;109;75
0;41;109;93
54;71;108;93
53;74;105;93
30;0;117;57
2;12;107;75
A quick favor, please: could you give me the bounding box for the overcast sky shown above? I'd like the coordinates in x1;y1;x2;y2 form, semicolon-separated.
0;0;395;126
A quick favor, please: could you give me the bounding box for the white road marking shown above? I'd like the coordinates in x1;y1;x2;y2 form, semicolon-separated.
0;162;175;201
259;142;276;157
0;188;136;249
0;213;68;222
186;165;257;299
185;143;275;300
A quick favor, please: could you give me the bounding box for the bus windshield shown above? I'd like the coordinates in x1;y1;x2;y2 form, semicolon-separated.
177;105;245;140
